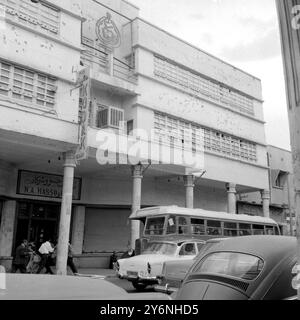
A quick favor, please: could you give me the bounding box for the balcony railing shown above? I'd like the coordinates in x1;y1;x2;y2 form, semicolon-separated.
81;40;137;84
81;42;108;74
113;57;137;84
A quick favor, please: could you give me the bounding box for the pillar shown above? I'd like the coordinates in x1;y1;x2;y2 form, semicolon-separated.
276;0;300;299
0;200;17;271
287;173;296;236
131;164;143;250
184;175;195;209
56;152;76;275
261;189;270;218
71;206;86;255
226;183;237;214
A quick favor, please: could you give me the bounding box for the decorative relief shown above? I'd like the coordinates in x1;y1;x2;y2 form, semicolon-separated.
96;12;121;48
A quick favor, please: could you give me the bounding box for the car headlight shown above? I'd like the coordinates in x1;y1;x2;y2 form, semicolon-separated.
115;261;120;272
147;262;151;274
139;270;147;277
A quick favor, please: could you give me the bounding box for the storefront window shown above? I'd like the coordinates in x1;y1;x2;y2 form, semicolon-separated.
15;202;60;250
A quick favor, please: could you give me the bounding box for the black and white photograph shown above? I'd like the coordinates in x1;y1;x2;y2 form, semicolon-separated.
0;0;300;312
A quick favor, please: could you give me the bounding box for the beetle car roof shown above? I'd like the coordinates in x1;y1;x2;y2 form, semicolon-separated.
129;206;277;225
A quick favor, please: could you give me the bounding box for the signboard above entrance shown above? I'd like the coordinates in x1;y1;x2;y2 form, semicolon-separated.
17;170;82;200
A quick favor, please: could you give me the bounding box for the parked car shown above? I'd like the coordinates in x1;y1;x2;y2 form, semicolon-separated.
116;239;205;291
175;236;298;300
0;273;170;300
155;238;227;294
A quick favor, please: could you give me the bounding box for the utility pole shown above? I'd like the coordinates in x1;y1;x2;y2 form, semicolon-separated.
276;0;300;299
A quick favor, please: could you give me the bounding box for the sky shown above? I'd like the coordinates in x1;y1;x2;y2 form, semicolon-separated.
130;0;291;150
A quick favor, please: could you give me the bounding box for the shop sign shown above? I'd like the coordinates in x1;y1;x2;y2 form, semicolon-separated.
17;170;82;200
75;66;91;161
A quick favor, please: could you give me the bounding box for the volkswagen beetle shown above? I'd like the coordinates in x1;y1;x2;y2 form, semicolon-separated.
175;236;298;300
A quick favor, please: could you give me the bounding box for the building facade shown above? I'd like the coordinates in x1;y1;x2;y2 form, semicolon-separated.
0;0;270;269
238;145;296;235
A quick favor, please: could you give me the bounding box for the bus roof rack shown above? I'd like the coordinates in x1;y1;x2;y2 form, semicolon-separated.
129;205;277;224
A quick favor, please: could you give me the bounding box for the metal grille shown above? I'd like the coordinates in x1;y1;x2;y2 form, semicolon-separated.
0;60;56;108
154;112;257;163
154;55;255;116
2;0;60;35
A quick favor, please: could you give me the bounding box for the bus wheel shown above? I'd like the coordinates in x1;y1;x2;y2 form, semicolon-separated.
132;282;147;291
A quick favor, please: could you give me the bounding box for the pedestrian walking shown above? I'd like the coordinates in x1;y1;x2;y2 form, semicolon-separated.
36;238;54;274
11;239;30;273
67;243;78;275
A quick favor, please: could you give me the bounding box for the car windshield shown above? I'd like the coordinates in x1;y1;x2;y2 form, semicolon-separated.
143;242;177;256
195;252;264;281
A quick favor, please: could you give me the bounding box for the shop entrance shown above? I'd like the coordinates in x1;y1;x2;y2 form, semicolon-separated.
15;201;60;250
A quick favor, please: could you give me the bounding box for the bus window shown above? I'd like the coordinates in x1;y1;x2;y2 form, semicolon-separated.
238;223;252;236
253;224;264;235
166;215;176;235
265;226;275;235
207;220;221;236
145;217;165;235
178;216;189;234
224;222;238;236
191;218;205;235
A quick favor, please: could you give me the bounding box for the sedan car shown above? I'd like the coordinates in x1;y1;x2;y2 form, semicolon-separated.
155;238;227;294
175;236;298;300
116;239;205;291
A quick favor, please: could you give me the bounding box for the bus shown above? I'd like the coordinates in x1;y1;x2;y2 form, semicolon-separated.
130;206;281;254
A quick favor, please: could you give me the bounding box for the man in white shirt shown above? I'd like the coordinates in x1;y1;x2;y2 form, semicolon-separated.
36;239;54;274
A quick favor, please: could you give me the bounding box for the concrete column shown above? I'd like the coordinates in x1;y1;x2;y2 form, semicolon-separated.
56;152;76;275
184;175;195;209
261;189;271;218
287;173;296;236
131;164;143;250
71;206;86;255
0;200;17;257
226;183;237;214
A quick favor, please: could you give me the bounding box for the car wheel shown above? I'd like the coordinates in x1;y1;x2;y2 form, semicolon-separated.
132;282;148;291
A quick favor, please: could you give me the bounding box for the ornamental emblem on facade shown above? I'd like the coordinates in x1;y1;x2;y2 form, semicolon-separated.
96;12;121;48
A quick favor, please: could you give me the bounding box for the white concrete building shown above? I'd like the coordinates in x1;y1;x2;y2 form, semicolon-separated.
238;145;295;235
0;0;270;269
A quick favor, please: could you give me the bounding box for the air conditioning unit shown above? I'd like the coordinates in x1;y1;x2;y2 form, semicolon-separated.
97;106;124;129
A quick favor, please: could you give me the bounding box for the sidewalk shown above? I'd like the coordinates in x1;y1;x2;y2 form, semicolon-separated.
50;267;116;278
77;268;116;278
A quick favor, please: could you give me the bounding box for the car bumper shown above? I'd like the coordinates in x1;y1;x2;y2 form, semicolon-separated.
120;273;158;284
154;284;178;294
